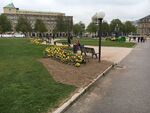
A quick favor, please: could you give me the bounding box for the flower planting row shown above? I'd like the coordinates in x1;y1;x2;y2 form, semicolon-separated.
44;46;85;67
30;38;43;45
30;38;85;67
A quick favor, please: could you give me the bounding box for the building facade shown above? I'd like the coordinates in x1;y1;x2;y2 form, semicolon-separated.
2;3;73;34
137;15;150;35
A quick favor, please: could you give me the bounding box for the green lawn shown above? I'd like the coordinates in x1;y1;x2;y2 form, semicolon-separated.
0;38;75;113
56;38;136;48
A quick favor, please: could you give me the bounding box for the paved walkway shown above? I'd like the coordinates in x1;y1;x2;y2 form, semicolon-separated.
85;45;132;63
65;40;150;113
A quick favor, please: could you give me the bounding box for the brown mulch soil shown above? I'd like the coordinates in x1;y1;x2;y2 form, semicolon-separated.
39;58;112;88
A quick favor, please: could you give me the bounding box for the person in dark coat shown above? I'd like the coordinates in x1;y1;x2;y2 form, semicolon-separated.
138;36;141;43
67;33;71;46
68;37;71;45
141;36;144;42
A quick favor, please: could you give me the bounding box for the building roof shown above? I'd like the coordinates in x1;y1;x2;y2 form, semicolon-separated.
139;15;150;22
4;3;15;8
3;3;65;16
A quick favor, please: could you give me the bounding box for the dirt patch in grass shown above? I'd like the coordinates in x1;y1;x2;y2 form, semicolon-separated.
39;58;112;88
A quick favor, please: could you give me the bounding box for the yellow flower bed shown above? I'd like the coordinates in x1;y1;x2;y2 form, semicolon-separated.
44;46;84;67
30;38;43;45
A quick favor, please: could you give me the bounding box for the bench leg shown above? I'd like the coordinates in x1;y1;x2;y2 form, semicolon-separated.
95;54;97;58
92;54;97;58
81;52;86;56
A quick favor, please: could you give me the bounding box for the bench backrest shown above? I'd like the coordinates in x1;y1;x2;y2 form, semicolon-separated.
84;47;95;54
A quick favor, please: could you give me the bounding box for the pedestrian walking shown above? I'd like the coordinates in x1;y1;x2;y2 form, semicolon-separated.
141;36;144;42
67;33;73;47
67;37;71;47
138;36;141;43
133;37;136;41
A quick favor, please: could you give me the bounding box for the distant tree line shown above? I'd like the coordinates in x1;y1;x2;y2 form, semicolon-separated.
0;13;137;38
0;14;48;35
0;14;72;38
74;19;137;37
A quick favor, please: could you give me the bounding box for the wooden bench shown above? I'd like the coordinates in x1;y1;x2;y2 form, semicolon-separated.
80;46;98;58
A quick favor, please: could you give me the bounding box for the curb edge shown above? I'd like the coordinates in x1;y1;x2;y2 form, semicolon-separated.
52;63;116;113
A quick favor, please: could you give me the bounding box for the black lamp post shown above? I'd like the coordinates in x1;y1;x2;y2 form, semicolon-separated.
92;12;105;62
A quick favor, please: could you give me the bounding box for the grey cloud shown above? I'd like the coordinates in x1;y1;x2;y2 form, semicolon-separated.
56;0;143;6
0;0;150;25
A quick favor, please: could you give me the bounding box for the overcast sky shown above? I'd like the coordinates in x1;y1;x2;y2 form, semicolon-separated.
0;0;150;25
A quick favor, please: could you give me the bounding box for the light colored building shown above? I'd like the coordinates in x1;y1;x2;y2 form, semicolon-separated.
2;3;73;34
137;15;150;35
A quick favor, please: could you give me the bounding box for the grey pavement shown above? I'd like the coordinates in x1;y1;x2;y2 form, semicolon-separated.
64;40;150;113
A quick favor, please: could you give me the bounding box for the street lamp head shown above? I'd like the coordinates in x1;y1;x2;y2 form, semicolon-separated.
96;12;105;19
92;11;105;23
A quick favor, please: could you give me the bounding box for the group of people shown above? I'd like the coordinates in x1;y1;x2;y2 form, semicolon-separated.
129;35;148;43
137;36;146;43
